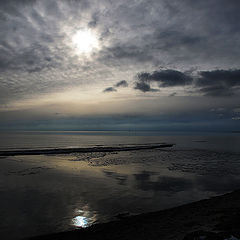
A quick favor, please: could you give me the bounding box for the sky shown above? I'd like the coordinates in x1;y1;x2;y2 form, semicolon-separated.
0;0;240;131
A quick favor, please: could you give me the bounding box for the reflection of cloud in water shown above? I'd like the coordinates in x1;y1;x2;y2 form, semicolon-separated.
133;171;240;194
2;149;240;239
102;170;128;185
102;162;240;196
134;171;157;181
134;172;193;192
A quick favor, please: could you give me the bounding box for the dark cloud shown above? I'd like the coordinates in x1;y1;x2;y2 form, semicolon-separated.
103;87;117;93
115;80;128;88
197;70;240;87
137;69;193;87
135;68;240;97
135;69;192;92
102;80;128;93
168;92;177;97
196;69;240;96
134;81;159;93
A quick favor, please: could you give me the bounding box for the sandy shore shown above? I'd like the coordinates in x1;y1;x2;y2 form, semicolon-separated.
25;190;240;240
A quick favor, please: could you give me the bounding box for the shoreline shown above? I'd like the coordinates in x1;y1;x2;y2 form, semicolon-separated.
25;190;240;240
0;144;174;156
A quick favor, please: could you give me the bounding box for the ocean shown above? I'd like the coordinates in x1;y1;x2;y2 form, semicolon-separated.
0;131;240;239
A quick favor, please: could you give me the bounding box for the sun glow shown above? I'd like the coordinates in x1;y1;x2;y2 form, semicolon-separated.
72;29;99;54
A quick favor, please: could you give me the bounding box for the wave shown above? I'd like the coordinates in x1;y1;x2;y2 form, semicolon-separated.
0;144;174;156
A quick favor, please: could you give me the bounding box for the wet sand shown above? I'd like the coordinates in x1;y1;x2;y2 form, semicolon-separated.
26;190;240;240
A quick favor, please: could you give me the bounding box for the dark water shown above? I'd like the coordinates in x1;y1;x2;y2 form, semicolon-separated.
0;131;239;152
0;131;240;239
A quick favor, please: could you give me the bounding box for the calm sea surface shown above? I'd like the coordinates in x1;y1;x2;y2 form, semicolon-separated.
0;131;240;152
0;131;240;239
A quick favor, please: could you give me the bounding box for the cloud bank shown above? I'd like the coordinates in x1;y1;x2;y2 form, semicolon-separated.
134;69;240;97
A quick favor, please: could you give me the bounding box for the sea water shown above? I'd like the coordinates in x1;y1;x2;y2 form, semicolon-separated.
0;131;239;239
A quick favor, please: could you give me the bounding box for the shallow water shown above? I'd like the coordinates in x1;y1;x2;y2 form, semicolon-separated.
0;131;240;239
0;131;239;152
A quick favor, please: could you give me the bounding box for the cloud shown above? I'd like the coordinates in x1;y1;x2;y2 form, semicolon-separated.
168;92;177;97
197;70;240;87
0;0;96;104
137;69;193;87
196;69;240;96
134;81;159;92
135;69;193;92
134;68;240;97
103;87;117;93
198;86;234;97
102;80;128;93
114;80;128;88
134;172;193;192
0;0;240;134
97;45;154;66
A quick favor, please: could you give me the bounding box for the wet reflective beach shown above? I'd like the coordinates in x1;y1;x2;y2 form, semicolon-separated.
0;132;240;239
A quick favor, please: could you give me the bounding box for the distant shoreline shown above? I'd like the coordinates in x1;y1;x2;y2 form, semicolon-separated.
25;190;240;240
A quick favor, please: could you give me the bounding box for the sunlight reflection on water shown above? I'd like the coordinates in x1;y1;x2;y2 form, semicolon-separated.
72;216;88;228
72;209;97;228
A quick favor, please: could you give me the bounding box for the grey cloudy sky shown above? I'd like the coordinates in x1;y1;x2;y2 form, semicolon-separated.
0;0;240;131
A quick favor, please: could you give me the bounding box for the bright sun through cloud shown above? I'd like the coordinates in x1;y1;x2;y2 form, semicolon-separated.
72;29;99;54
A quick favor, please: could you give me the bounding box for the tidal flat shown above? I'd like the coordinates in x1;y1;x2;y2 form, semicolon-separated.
1;144;240;239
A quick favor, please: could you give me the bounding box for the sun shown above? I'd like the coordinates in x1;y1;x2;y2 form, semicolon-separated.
72;29;99;54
